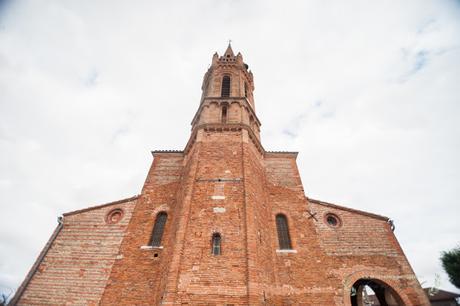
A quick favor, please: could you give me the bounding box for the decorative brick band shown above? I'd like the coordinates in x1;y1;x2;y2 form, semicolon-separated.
184;123;265;155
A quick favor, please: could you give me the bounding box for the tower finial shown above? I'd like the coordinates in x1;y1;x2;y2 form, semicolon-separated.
224;40;235;57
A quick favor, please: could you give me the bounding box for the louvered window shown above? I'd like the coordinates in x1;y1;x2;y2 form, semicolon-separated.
212;233;222;255
276;214;292;250
150;212;167;247
221;76;231;97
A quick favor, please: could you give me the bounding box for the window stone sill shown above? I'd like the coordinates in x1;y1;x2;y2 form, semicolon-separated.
276;249;297;254
140;245;164;250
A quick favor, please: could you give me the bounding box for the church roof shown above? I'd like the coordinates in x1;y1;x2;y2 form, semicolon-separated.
424;288;460;301
63;195;139;216
308;197;389;221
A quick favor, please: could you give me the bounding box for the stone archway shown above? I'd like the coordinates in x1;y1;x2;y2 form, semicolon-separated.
350;279;404;306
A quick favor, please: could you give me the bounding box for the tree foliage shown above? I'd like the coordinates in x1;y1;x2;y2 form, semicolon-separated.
0;287;12;306
0;293;9;306
441;246;460;289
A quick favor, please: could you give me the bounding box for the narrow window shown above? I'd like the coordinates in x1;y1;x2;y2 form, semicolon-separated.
150;212;167;247
276;214;292;250
211;233;222;255
244;82;248;97
221;76;231;97
221;105;227;123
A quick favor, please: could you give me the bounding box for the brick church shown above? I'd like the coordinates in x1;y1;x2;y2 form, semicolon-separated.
11;45;430;305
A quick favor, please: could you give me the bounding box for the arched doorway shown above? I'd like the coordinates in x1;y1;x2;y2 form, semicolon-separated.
350;279;404;306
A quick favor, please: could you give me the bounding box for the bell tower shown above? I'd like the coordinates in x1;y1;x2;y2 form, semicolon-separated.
191;43;261;141
99;44;270;305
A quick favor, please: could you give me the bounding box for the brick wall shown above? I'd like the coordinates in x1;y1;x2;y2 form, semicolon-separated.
265;152;303;191
17;197;137;305
310;200;398;256
100;153;184;305
16;132;430;305
166;131;250;304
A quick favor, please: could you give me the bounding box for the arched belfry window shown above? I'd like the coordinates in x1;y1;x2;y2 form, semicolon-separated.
150;212;167;247
275;214;292;250
221;76;231;97
211;233;222;255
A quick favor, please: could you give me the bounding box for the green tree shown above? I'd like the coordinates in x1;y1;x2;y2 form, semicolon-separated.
0;287;12;306
0;292;10;306
441;246;460;289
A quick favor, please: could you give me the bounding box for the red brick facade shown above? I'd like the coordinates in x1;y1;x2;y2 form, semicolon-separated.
12;45;430;305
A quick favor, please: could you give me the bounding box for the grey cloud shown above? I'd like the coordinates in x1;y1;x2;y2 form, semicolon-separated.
1;0;459;295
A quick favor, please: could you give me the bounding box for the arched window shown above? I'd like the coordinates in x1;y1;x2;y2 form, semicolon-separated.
211;233;222;255
221;76;231;97
150;212;167;247
275;214;292;250
221;105;228;123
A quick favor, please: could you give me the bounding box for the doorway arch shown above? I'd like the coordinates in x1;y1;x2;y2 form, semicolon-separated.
350;278;404;306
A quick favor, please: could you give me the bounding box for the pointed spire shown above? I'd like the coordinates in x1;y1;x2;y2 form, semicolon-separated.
212;52;219;65
224;40;235;57
236;52;243;65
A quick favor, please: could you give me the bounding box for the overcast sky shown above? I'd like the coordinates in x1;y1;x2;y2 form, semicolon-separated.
1;0;459;297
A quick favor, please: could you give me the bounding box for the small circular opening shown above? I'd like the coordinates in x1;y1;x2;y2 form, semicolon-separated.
106;208;124;224
325;213;341;228
154;253;159;258
327;216;337;226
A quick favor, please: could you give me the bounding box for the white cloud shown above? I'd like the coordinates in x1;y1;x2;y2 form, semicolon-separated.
1;0;459;295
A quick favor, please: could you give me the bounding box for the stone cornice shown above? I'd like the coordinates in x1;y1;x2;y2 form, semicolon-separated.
265;151;299;159
208;63;254;83
63;195;140;216
191;97;260;127
184;123;265;156
183;124;301;160
151;150;184;157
